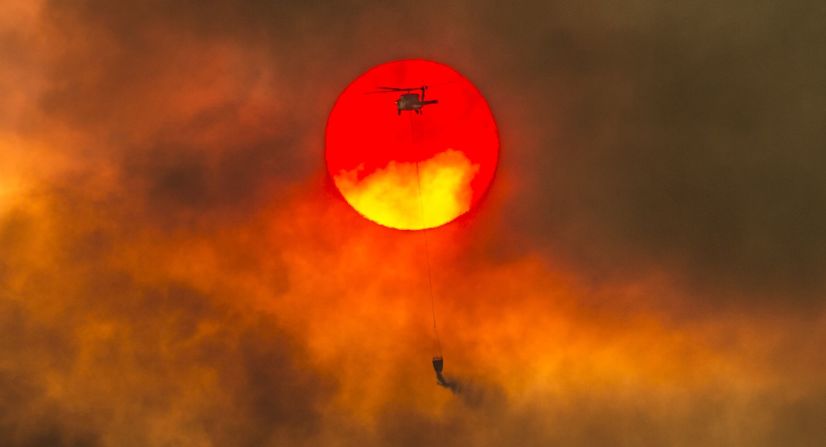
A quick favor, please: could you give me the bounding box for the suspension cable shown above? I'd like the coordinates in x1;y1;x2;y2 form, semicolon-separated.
410;115;442;357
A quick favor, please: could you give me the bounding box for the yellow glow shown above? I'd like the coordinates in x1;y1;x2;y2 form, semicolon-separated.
334;149;479;230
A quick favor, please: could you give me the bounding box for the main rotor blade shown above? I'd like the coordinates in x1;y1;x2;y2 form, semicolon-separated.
376;85;433;91
364;84;436;95
364;90;400;95
376;86;412;91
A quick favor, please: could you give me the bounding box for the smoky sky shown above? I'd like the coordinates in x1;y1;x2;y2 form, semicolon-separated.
33;0;826;302
2;0;826;446
484;1;826;304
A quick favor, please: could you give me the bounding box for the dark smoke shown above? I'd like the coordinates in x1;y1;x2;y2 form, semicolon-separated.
436;372;461;394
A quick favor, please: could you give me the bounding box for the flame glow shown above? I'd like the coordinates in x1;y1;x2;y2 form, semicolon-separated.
333;149;480;230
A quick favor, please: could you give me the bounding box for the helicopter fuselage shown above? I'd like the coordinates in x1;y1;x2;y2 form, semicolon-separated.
370;85;439;115
395;93;438;115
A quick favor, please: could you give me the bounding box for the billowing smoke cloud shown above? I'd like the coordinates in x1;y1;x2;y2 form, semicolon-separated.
334;148;479;229
1;0;825;446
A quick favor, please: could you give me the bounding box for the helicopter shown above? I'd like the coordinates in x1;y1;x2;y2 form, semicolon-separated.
368;85;439;115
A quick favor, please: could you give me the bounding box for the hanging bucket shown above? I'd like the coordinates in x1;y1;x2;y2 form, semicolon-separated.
432;356;444;374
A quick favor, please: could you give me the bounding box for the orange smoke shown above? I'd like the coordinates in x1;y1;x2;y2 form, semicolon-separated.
333;148;480;230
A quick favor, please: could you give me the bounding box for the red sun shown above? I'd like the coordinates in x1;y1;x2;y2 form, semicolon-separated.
325;59;499;230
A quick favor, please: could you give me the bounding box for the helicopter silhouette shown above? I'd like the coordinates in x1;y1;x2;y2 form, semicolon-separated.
368;85;439;115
